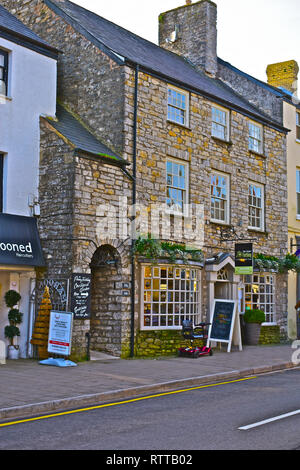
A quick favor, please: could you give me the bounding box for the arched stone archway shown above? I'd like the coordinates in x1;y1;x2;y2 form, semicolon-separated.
90;244;123;356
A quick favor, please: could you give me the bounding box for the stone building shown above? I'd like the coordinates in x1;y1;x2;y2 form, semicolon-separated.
1;0;289;359
265;61;300;340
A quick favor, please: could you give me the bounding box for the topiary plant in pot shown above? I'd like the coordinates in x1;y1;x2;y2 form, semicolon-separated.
4;290;23;359
243;309;265;346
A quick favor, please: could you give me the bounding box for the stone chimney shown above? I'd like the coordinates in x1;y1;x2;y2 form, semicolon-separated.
266;60;299;94
158;0;218;77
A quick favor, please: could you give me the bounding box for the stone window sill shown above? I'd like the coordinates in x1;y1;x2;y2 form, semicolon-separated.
249;149;266;158
211;135;232;146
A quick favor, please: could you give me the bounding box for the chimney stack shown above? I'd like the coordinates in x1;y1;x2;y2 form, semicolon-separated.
266;60;299;94
159;0;218;77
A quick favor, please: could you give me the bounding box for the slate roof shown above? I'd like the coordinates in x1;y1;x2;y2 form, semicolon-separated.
45;0;287;132
45;105;128;167
0;4;58;57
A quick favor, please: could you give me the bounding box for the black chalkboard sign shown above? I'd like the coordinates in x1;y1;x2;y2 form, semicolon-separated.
71;273;92;319
207;300;238;352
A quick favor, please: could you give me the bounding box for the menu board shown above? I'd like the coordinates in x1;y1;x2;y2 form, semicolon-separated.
48;311;73;356
71;273;92;319
207;300;238;352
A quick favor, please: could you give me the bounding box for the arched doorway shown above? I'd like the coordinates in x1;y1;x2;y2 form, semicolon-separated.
90;244;122;356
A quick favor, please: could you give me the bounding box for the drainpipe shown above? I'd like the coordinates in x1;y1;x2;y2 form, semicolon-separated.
130;64;139;357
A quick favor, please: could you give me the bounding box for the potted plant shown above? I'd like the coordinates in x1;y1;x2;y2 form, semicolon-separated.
4;290;23;359
243;308;265;346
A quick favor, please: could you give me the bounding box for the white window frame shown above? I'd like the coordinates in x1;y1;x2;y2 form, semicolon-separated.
243;273;276;324
249;121;263;154
248;181;265;231
210;171;230;224
141;264;201;330
296;111;300;142
211;105;230;141
0;49;8;97
166;158;189;216
167;85;189;127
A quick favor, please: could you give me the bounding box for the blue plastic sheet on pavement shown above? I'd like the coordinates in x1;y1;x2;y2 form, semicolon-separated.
39;357;77;367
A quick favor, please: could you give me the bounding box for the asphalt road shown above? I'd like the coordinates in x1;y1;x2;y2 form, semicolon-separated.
0;369;299;451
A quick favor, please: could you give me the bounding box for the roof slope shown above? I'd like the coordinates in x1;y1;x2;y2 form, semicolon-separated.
218;57;300;109
0;4;58;56
45;105;127;167
45;0;286;131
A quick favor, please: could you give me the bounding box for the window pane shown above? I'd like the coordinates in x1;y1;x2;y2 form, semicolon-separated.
211;173;229;222
243;274;275;323
248;183;263;229
142;266;201;328
166;160;187;213
168;87;188;125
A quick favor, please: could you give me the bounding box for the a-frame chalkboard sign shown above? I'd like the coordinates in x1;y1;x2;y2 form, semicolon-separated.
207;299;242;353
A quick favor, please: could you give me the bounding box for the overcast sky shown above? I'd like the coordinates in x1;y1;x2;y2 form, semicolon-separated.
73;0;300;83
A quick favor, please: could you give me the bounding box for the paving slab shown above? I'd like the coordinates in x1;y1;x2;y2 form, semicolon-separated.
0;344;298;421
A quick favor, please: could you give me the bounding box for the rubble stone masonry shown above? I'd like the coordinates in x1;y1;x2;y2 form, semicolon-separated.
2;0;289;356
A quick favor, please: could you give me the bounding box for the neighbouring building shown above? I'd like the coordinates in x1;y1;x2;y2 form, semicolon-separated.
265;60;300;340
0;4;58;357
1;0;290;359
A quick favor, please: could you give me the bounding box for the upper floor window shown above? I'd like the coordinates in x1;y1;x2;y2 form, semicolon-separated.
166;159;188;215
0;50;8;96
296;111;300;141
248;182;264;231
210;171;230;224
249;121;263;154
211;105;229;141
167;85;189;127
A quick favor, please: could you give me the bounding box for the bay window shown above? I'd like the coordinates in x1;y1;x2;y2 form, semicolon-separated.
141;265;201;329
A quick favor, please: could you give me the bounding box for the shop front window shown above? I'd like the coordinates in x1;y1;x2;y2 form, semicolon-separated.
142;265;201;329
243;273;275;323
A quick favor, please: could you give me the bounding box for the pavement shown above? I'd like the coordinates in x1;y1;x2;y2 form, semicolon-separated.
0;343;299;422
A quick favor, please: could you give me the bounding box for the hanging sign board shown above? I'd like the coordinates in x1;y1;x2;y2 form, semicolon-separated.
207;300;240;352
71;273;92;319
235;243;253;275
48;311;73;356
0;214;45;267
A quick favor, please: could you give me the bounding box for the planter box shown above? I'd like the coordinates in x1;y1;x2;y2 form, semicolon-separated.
7;345;20;360
244;323;262;346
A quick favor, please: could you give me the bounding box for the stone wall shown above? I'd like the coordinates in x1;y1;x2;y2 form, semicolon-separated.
135;330;205;357
128;69;288;328
217;61;283;125
2;0;289;352
1;0;126;155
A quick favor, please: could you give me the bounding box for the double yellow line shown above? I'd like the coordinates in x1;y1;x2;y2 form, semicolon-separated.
0;376;256;428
